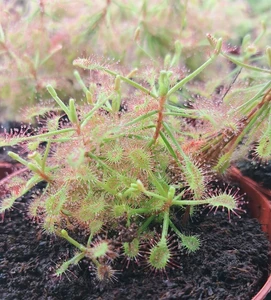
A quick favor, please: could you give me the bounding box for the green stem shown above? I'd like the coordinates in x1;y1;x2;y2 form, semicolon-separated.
87;152;118;174
105;70;158;98
9;151;52;182
65;252;85;266
172;199;214;206
235;80;271;113
161;210;170;241
1;128;76;147
137;215;155;234
136;42;158;64
124;110;157;127
159;131;178;160
163;111;196;118
167;54;219;96
56;252;85;275
143;190;168;201
169;219;184;238
73;60;158;99
129;207;152;216
47;85;70;117
8;152;29;167
74;70;89;94
87;233;94;248
228;102;270;152
221;52;271;74
80;92;115;127
102;130;156;143
41;139;51;172
60;229;86;252
162;121;187;160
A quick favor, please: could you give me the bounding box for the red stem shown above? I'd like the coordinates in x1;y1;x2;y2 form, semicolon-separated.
153;95;166;143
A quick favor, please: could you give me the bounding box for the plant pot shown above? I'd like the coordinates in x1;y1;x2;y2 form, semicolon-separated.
0;164;269;299
229;166;271;300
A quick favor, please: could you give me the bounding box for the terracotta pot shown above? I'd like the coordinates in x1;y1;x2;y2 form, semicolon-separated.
229;167;271;300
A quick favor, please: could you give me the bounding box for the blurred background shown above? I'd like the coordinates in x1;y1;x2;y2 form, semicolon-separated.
0;0;270;121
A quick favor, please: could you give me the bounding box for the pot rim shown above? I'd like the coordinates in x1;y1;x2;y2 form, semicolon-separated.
229;166;271;300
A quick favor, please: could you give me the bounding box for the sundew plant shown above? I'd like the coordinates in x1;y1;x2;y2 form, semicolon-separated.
0;0;267;121
1;34;271;281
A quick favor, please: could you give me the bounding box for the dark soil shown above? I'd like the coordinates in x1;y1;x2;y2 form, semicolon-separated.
0;191;269;300
237;158;271;190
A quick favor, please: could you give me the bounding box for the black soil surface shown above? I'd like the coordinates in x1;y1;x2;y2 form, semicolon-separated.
0;192;269;300
237;159;271;190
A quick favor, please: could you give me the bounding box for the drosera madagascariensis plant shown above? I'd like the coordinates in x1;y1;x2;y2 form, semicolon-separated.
0;34;270;281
